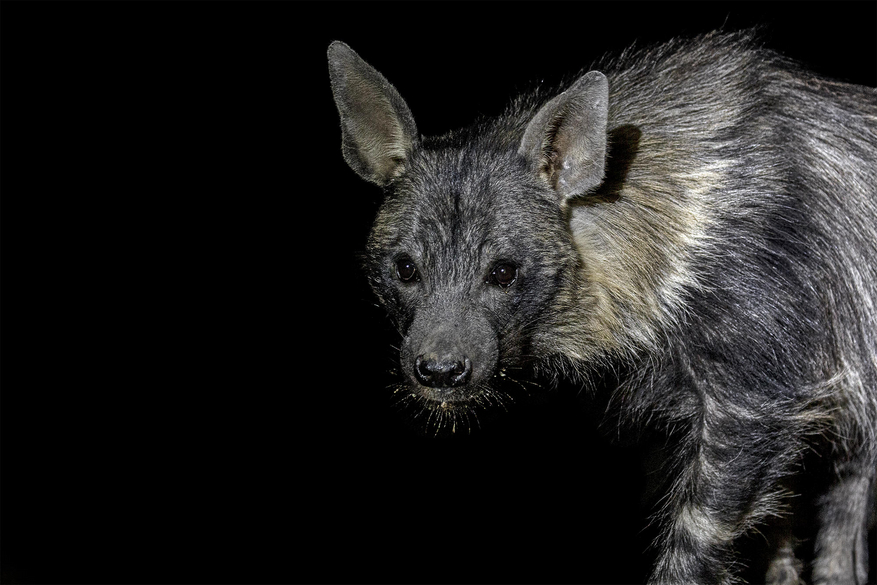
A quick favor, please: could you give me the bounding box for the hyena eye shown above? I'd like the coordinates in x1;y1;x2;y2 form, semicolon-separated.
488;262;518;288
395;256;419;282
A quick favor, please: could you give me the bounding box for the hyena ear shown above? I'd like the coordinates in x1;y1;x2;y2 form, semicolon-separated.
328;41;419;186
519;71;609;200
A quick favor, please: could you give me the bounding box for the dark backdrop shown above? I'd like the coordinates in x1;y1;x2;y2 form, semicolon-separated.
2;3;875;584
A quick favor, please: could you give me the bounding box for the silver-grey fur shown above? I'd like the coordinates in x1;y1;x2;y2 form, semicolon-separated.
329;30;877;584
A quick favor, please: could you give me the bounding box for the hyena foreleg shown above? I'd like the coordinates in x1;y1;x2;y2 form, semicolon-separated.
649;395;805;585
813;452;876;585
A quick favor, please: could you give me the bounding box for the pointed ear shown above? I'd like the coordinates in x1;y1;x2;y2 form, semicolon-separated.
328;41;419;186
519;71;609;200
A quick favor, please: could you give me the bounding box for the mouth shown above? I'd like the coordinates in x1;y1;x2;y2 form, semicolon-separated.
389;381;488;436
402;365;527;409
391;368;527;436
414;385;472;408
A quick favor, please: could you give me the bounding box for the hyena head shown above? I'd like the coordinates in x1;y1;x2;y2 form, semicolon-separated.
328;42;608;429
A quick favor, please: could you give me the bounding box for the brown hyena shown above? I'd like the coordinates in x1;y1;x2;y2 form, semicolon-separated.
328;30;877;584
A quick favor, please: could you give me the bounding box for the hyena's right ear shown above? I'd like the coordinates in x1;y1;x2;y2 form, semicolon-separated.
328;41;419;186
519;71;609;201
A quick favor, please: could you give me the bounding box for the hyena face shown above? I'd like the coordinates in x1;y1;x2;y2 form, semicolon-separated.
328;41;607;423
365;149;576;408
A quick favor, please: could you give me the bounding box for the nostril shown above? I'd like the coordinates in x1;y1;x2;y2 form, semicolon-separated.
453;357;472;385
414;355;432;386
415;354;472;388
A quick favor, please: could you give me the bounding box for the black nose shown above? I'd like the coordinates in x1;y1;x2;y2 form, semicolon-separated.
414;354;472;388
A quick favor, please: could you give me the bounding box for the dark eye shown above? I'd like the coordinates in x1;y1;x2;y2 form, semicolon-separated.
395;256;419;282
488;262;517;288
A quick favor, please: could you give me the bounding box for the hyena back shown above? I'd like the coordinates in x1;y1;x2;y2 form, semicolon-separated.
328;30;877;584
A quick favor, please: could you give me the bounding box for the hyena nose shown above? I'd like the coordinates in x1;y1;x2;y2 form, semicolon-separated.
414;354;472;388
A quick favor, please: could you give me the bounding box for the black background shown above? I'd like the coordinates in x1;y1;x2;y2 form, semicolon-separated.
2;3;875;584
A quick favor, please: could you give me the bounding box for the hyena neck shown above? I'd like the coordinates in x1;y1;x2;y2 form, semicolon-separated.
546;39;771;366
550;135;717;366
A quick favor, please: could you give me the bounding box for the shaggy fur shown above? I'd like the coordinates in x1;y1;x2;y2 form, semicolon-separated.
329;30;877;584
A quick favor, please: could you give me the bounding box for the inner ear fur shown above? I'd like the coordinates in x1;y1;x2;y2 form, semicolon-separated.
328;41;419;186
519;71;609;200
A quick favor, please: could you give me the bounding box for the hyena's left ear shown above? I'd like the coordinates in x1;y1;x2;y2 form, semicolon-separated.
328;41;419;187
519;71;609;201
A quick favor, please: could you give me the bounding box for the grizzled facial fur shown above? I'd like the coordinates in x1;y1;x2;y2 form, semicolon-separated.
328;41;605;427
366;148;575;407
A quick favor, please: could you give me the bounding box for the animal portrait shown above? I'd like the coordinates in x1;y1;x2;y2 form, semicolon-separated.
5;5;876;585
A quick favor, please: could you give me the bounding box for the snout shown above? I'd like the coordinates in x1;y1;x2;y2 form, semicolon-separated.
402;312;498;402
